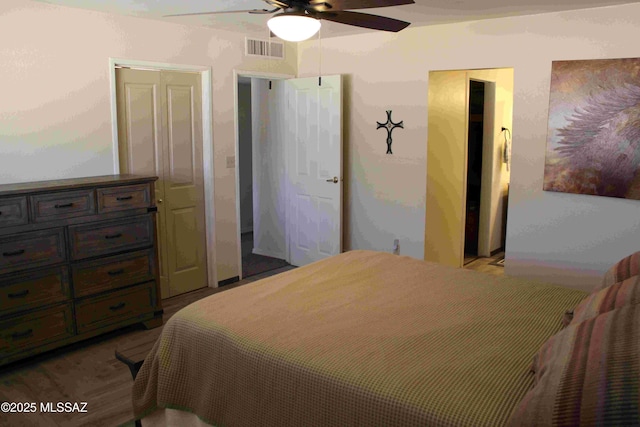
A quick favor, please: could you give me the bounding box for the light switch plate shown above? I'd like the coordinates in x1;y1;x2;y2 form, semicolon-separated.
226;156;235;168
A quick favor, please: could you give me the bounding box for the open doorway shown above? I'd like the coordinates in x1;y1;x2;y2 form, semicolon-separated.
237;76;290;279
464;80;485;264
425;68;512;269
235;72;343;278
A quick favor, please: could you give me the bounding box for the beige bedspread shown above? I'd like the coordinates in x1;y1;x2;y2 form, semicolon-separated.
133;250;587;426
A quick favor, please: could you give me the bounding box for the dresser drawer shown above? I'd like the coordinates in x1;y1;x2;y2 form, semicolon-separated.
0;228;66;274
0;303;74;359
30;189;95;222
0;196;28;228
68;214;154;260
97;184;151;213
0;266;70;315
75;284;154;334
72;249;155;297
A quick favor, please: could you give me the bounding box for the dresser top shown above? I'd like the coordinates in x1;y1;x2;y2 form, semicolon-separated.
0;174;158;197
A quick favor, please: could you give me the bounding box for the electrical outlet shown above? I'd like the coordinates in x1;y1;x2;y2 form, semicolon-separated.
393;239;400;255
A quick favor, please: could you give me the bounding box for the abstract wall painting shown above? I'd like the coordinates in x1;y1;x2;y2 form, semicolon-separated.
543;58;640;200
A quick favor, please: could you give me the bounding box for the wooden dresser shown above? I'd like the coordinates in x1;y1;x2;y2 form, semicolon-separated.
0;175;162;367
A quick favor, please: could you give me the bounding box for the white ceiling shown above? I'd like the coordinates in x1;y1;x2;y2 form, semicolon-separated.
33;0;635;38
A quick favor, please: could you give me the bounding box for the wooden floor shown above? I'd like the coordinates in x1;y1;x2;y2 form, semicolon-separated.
464;251;505;277
0;253;505;427
0;266;294;427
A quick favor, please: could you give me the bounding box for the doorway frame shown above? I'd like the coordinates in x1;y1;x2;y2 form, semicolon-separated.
425;68;511;268
467;77;496;259
233;69;295;280
108;57;218;289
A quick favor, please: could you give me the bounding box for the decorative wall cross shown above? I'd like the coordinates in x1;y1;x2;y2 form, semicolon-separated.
376;110;404;154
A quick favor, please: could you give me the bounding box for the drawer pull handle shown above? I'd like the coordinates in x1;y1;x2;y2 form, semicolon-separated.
116;196;133;201
3;249;25;257
54;203;74;209
8;289;30;298
108;269;125;276
105;233;123;240
109;302;126;311
11;329;33;340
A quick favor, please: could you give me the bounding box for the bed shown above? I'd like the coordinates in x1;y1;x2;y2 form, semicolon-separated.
132;250;640;426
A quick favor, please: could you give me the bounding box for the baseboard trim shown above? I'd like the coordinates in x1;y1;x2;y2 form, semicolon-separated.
490;247;505;256
218;276;240;287
252;247;286;260
506;258;599;292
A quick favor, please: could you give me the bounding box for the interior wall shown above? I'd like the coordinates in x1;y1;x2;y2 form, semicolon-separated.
251;78;287;259
478;80;495;257
298;3;640;290
0;0;297;282
494;91;512;253
238;81;253;234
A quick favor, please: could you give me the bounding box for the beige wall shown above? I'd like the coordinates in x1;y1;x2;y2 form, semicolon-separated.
298;3;640;291
4;0;640;290
0;0;296;282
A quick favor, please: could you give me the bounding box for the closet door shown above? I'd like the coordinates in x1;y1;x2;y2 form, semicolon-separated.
159;71;207;296
116;68;207;297
425;70;467;268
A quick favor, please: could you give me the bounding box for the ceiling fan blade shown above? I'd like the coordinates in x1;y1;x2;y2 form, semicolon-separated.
316;10;410;32
264;0;293;9
248;8;281;14
311;0;413;11
164;9;276;17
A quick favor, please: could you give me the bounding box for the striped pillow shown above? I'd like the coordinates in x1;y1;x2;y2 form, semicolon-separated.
597;251;640;292
569;275;640;325
509;304;640;426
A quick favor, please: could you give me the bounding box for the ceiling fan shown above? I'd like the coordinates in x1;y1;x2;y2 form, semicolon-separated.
165;0;415;41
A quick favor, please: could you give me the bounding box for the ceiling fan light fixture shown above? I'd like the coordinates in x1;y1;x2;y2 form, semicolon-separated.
267;14;321;42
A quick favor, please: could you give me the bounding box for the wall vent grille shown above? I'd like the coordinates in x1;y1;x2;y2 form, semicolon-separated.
245;38;284;59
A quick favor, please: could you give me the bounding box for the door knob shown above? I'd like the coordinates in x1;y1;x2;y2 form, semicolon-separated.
326;177;339;183
158;199;163;203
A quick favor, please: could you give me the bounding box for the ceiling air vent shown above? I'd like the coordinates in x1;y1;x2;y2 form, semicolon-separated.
245;38;285;60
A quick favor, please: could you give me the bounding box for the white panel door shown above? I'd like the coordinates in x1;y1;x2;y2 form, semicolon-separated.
116;68;207;298
160;71;208;296
116;68;170;297
285;75;342;266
